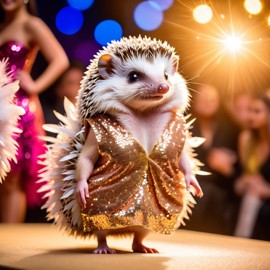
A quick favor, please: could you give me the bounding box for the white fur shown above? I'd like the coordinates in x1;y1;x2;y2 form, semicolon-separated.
89;54;190;154
91;55;189;115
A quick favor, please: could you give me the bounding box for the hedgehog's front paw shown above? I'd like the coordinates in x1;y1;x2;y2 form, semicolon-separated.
185;174;203;197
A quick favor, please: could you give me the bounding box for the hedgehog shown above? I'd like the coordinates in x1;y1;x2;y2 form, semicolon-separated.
39;36;205;254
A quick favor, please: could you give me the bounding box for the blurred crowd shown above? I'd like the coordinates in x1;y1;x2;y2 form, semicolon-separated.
183;83;270;241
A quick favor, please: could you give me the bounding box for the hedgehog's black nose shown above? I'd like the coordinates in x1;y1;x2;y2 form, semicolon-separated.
157;83;169;94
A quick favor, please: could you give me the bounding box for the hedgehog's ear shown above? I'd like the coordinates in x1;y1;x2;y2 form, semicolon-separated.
98;54;114;79
172;55;179;73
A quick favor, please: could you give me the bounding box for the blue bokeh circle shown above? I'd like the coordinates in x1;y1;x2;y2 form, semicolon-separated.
67;0;95;11
56;6;83;35
94;20;123;45
134;1;164;31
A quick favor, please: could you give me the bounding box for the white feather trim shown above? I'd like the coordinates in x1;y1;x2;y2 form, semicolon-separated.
0;60;25;183
39;98;85;236
185;114;210;177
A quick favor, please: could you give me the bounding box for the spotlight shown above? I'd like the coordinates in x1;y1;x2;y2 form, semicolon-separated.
244;0;262;15
223;35;242;52
193;5;213;24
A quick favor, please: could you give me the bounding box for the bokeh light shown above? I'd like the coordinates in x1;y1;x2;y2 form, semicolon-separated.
74;41;100;66
244;0;262;15
134;1;163;31
193;5;213;24
223;35;242;52
56;7;83;35
149;0;174;11
268;14;270;25
94;20;123;45
67;0;95;11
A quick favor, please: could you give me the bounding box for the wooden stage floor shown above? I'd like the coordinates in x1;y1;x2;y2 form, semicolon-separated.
0;224;269;270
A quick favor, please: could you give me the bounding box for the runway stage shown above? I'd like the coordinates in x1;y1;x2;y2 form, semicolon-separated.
0;224;269;270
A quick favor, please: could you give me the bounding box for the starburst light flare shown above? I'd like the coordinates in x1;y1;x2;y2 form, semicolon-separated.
222;35;242;52
168;0;270;94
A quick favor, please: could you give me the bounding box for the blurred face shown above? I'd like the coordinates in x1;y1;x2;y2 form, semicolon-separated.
232;93;252;128
0;0;24;11
192;85;220;118
248;99;269;130
57;68;83;104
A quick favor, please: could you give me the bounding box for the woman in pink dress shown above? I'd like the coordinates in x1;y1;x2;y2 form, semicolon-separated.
0;0;69;222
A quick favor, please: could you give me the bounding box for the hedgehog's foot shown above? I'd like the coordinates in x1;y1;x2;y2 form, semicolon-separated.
132;228;159;254
94;231;116;254
132;242;159;253
93;244;116;254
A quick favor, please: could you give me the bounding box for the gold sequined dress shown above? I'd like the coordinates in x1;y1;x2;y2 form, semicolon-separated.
81;110;193;235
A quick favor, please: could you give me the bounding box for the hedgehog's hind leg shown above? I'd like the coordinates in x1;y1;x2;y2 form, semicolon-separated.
132;227;159;254
94;230;116;254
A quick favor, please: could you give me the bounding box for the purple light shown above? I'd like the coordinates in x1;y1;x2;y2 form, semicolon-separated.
74;41;100;66
148;0;174;11
134;1;164;31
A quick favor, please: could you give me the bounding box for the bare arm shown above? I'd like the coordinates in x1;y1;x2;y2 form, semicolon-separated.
76;127;99;209
238;130;250;166
179;144;203;197
17;17;69;95
234;130;251;195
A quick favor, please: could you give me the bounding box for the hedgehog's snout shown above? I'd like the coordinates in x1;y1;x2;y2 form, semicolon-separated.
157;83;169;94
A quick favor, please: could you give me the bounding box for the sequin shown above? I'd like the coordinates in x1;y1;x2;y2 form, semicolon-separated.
81;112;191;234
0;41;45;207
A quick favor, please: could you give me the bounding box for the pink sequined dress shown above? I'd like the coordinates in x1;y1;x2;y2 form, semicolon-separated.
0;41;45;207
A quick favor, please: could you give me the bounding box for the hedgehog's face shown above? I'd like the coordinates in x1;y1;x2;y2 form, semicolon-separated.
97;52;189;112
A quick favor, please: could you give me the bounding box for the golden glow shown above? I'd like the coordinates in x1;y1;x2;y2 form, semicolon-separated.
244;0;262;15
167;0;270;95
223;35;242;52
268;14;270;25
193;5;213;24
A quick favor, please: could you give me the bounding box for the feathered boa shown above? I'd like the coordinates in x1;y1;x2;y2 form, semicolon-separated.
0;59;25;183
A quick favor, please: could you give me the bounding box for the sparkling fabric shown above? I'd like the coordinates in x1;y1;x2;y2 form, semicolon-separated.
0;41;45;207
81;111;189;234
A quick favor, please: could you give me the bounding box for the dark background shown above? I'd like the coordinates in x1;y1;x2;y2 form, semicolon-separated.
34;0;270;99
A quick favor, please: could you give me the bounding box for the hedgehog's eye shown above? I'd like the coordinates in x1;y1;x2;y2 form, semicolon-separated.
128;71;142;83
164;72;168;80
